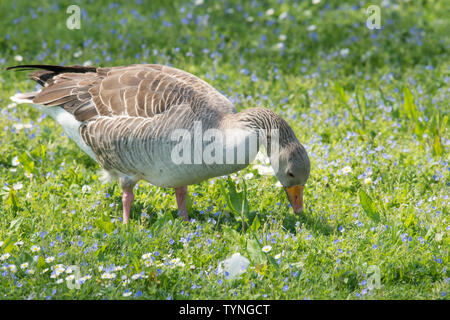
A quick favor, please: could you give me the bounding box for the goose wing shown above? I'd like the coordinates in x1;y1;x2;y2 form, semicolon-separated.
9;64;236;122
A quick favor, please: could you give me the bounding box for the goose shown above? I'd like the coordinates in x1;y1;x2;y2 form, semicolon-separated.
7;64;310;223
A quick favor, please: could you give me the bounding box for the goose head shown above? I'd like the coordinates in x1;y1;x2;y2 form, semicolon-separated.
228;107;311;213
271;139;310;213
278;143;310;213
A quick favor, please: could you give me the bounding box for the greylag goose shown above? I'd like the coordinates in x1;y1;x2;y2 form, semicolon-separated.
8;64;310;223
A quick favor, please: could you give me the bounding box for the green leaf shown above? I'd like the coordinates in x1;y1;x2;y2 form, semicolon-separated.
246;238;264;263
6;188;19;213
403;87;418;121
250;215;261;232
37;256;46;269
18;151;34;173
336;84;348;105
9;217;23;233
2;236;17;253
95;216;115;234
359;189;380;223
432;135;443;156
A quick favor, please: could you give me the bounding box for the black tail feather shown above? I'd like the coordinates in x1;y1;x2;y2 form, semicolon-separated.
6;64;98;86
6;64;97;73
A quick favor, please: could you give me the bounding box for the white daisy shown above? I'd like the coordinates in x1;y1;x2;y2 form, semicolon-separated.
12;156;20;166
0;253;10;261
342;166;352;174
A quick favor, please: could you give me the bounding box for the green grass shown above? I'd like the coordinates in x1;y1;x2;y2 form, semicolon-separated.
0;0;448;299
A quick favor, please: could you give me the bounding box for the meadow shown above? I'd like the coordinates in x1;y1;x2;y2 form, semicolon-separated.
0;0;448;299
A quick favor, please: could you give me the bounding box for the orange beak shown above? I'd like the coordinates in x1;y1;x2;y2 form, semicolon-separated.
284;185;304;214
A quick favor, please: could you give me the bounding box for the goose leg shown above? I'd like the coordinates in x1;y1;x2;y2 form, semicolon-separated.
174;186;189;221
120;177;137;224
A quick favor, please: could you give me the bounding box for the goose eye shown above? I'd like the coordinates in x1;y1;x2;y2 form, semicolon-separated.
287;171;295;178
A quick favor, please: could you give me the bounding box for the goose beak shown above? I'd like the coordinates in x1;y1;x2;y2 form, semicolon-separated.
284;185;304;214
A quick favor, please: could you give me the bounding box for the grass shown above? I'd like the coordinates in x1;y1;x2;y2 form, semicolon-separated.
0;0;448;299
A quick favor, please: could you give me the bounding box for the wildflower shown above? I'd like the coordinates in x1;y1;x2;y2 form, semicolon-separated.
364;177;372;185
342;166;352;174
81;185;92;193
123;290;132;297
0;253;10;261
12;156;20;166
307;25;316;32
14;55;23;62
340;48;350;57
262;245;272;253
141;253;152;260
130;273;141;280
244;173;254;180
144;260;153;267
25;172;33;178
13;183;23;191
20;262;29;269
31;245;40;253
8;264;17;273
65;275;75;282
253;164;275;176
101;272;116;279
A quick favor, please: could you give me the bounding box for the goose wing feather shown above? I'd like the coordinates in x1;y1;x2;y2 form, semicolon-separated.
27;64;235;122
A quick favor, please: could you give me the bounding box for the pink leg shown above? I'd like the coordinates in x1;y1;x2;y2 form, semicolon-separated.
122;189;134;224
119;177;137;224
174;186;188;221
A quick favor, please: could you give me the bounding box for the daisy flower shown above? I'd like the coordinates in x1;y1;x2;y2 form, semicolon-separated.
342;166;352;174
11;156;20;166
20;262;29;269
262;245;272;253
30;245;41;253
65;275;75;281
101;272;116;279
0;253;10;261
144;260;153;267
123;290;132;297
141;253;152;260
13;182;23;191
244;173;254;180
8;264;17;273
